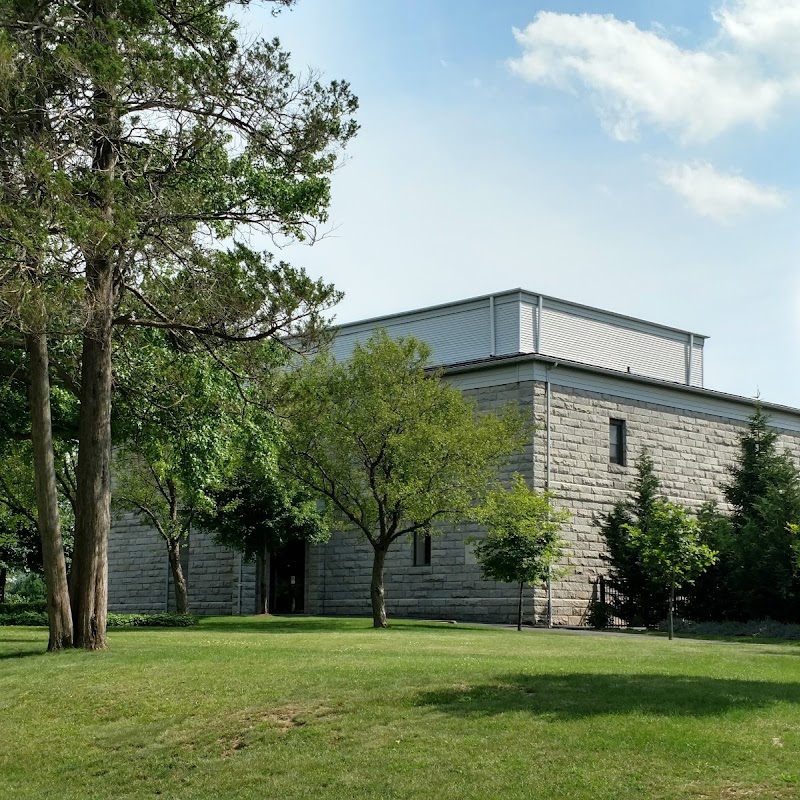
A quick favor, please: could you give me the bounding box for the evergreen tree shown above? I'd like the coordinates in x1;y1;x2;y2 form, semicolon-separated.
597;449;670;626
721;407;800;621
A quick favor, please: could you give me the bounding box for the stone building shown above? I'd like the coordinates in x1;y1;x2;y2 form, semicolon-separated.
108;289;800;625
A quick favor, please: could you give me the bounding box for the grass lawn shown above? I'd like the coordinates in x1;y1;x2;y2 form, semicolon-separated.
2;617;800;800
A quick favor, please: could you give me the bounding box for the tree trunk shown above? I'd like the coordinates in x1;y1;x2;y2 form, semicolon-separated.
71;7;120;650
71;261;115;650
370;545;388;628
517;580;524;631
0;568;6;603
256;549;268;614
668;578;675;641
167;538;189;614
26;332;73;651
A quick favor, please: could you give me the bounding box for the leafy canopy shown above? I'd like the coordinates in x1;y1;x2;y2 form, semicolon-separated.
283;330;527;548
470;473;570;586
625;500;717;590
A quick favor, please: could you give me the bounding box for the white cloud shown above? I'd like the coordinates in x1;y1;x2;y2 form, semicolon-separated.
508;9;790;143
714;0;800;59
659;161;786;221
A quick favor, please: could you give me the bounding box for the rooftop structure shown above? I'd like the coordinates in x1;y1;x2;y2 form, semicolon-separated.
331;288;706;388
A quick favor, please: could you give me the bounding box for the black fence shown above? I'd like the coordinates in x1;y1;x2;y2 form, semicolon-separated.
593;576;688;629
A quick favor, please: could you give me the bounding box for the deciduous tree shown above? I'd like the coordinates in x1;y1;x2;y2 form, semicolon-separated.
283;331;527;628
0;0;356;648
625;500;717;640
470;474;570;631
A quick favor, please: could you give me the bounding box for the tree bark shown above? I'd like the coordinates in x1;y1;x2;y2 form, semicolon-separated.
167;537;189;614
71;259;115;650
370;545;388;628
71;57;119;649
26;332;73;651
517;580;524;631
256;549;268;614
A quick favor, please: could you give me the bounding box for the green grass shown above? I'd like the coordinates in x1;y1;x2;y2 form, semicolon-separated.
2;617;800;800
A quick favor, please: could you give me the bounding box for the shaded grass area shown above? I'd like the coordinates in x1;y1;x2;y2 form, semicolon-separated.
2;616;800;800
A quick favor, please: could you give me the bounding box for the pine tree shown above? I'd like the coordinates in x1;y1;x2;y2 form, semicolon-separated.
721;406;800;621
597;449;670;626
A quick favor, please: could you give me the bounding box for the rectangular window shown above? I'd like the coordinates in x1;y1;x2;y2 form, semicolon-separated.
609;418;626;465
413;532;431;566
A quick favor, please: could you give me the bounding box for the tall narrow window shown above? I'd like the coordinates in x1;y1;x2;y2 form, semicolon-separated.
413;532;432;566
609;418;626;465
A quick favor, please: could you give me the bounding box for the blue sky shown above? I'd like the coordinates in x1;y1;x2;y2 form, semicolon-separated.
241;1;800;407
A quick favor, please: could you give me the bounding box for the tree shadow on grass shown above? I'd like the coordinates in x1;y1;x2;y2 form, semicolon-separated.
417;672;800;720
166;616;465;636
0;648;50;661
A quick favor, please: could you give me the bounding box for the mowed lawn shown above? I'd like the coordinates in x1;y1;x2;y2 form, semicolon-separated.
2;617;800;800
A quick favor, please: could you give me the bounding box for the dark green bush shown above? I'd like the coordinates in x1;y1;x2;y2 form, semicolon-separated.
0;610;198;627
658;618;800;640
6;573;47;602
0;610;47;626
0;600;47;614
107;612;197;628
586;600;614;630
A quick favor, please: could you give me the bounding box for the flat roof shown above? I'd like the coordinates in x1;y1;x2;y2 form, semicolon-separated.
335;287;709;340
441;351;800;419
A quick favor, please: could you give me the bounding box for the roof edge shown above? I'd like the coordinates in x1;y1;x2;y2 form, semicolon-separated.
334;287;709;340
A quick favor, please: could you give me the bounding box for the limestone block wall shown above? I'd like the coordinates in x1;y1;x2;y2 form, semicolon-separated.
108;515;252;615
108;512;168;613
307;377;800;626
306;381;539;624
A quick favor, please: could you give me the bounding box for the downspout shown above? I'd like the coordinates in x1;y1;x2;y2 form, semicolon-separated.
687;333;694;386
546;364;555;628
489;295;496;356
536;294;543;353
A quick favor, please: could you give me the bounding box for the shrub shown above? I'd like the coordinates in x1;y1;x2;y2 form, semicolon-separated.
107;613;197;628
657;618;800;640
0;600;47;614
0;611;198;627
0;610;47;626
5;573;47;603
587;600;614;630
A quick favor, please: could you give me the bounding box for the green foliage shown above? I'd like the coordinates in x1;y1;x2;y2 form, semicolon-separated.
625;501;717;591
691;406;800;622
200;430;328;562
659;617;800;640
283;331;527;625
5;572;46;602
113;340;246;543
0;610;197;627
586;600;614;630
596;450;670;626
106;613;198;628
285;331;527;545
470;474;570;587
625;499;717;639
0;609;47;626
0;599;46;613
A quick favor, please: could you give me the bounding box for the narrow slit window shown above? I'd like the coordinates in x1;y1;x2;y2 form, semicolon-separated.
609;419;626;465
413;532;431;566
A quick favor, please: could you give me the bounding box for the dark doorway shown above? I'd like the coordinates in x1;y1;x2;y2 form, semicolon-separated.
269;540;306;613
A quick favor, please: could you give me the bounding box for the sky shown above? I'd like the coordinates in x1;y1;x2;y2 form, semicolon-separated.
240;0;800;407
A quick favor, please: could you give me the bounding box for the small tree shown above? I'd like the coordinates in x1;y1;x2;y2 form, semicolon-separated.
625;500;717;640
596;449;669;626
470;474;570;630
113;344;241;613
199;427;328;614
283;331;527;628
